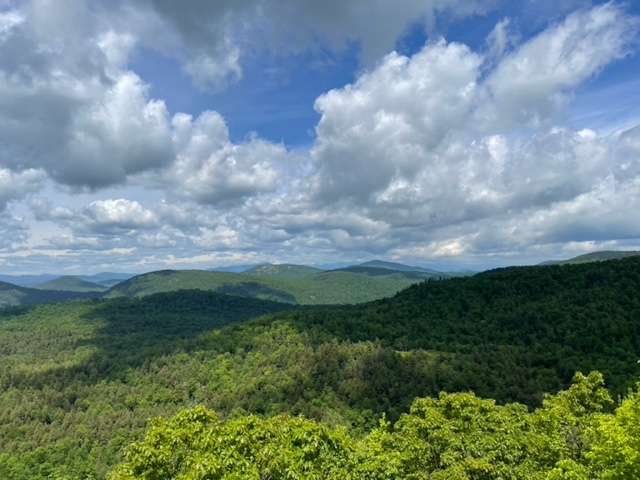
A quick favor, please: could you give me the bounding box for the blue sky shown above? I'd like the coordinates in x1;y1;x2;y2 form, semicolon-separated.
0;0;639;274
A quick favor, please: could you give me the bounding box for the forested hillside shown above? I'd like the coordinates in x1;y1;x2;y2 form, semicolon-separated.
1;258;640;478
275;257;640;405
110;372;640;480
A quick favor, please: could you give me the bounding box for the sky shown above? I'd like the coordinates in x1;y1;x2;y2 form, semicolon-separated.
0;0;639;274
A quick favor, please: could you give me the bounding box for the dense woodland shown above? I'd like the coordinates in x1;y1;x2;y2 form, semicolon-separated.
112;373;640;480
0;258;639;478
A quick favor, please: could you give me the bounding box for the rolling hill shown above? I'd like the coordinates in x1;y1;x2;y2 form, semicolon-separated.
0;281;97;308
540;250;640;265
35;276;108;292
105;268;425;304
0;273;59;287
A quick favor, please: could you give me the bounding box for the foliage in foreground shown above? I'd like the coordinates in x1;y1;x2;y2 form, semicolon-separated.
109;373;639;480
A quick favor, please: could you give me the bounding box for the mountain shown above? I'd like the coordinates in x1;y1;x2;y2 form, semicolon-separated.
245;263;324;277
358;259;444;274
105;268;422;304
540;250;640;265
0;281;98;308
2;257;640;478
35;276;108;292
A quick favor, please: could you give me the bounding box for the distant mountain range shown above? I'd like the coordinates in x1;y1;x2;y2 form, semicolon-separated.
4;252;637;305
540;250;640;266
0;260;467;307
0;272;134;288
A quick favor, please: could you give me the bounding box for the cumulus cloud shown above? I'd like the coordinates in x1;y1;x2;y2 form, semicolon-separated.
307;3;639;232
169;111;287;205
33;197;158;234
82;199;159;233
0;1;173;189
312;40;482;203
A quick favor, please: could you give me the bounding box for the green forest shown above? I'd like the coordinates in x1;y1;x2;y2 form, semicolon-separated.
1;258;639;478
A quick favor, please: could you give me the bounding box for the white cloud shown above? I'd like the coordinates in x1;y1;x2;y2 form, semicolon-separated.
193;225;245;249
307;4;639;231
63;73;173;187
312;40;482;203
82;199;158;232
169;111;287;205
0;3;173;189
